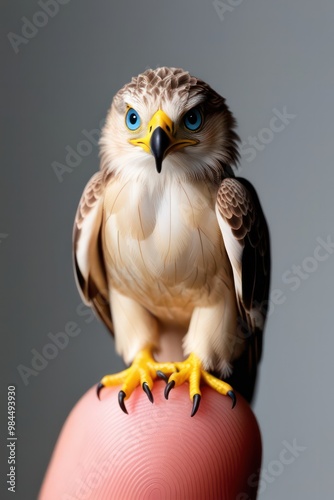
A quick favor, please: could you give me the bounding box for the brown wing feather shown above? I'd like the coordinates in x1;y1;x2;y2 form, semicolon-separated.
216;177;270;401
73;171;113;335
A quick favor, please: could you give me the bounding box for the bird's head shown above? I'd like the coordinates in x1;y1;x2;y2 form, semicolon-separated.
100;67;239;183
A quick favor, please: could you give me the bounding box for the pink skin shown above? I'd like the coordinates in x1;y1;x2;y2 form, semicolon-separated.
39;382;261;499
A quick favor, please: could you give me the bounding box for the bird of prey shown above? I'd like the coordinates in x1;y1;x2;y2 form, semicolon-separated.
73;67;270;416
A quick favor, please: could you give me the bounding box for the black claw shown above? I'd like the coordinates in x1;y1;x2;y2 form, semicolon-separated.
227;390;237;409
191;394;201;417
164;380;175;400
118;390;128;414
156;370;168;383
97;382;104;400
142;382;154;403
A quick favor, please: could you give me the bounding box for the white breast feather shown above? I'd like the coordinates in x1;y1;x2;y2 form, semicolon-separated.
103;177;234;323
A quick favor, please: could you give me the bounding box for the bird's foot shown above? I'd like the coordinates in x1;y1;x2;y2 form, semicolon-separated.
164;353;236;417
97;348;176;414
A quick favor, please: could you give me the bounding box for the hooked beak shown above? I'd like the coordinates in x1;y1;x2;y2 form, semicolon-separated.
150;126;170;173
129;109;198;173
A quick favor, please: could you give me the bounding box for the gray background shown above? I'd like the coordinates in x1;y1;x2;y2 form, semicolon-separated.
1;0;334;498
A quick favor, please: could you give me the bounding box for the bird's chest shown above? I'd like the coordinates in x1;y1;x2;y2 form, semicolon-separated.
102;179;229;312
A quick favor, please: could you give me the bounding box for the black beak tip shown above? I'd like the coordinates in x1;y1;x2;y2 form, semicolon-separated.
155;160;162;174
150;126;170;174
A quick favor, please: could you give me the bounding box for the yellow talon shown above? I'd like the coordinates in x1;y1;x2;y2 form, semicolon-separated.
97;348;176;413
201;370;234;396
165;353;236;416
97;349;236;416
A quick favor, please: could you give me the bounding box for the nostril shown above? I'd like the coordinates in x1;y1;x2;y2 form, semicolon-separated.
149;126;152;132
166;125;171;132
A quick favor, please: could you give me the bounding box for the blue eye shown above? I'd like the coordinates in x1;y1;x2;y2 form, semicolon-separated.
183;108;202;131
126;108;141;130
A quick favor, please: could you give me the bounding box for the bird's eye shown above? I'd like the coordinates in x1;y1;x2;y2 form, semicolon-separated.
125;108;141;131
183;108;202;131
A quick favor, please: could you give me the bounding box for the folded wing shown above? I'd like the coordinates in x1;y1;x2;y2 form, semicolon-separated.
216;176;271;401
73;171;113;334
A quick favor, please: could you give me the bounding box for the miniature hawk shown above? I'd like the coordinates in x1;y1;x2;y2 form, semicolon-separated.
73;67;270;416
